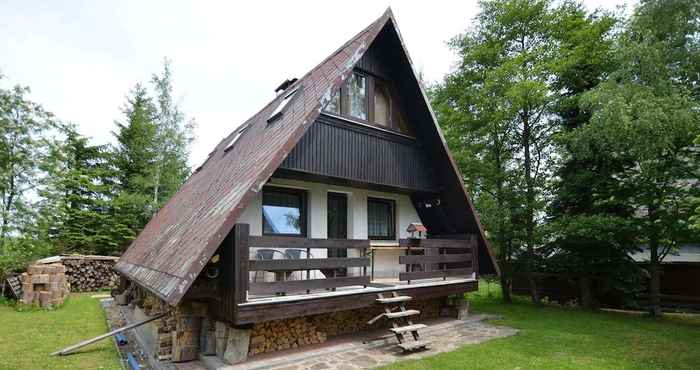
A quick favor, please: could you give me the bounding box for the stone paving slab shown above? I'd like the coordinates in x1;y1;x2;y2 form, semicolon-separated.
216;314;518;370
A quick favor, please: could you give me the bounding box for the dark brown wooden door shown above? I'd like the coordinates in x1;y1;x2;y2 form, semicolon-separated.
327;192;348;277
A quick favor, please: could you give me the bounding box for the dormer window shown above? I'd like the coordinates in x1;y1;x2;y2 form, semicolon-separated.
323;70;411;136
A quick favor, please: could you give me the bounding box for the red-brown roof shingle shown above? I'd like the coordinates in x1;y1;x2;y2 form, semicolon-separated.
115;9;392;305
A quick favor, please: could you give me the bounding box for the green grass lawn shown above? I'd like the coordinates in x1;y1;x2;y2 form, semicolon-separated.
382;282;700;370
2;286;698;370
0;293;120;370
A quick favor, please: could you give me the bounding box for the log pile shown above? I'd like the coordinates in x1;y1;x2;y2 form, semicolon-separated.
142;290;176;361
61;255;119;292
20;263;70;308
34;255;120;292
248;298;441;356
248;317;327;355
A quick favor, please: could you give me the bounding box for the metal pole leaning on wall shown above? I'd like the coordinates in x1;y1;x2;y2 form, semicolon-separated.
50;313;166;356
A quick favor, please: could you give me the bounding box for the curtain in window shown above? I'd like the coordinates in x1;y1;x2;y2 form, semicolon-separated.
368;199;393;239
374;80;391;127
346;73;367;120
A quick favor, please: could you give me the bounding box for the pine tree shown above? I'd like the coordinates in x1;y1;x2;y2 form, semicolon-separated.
110;60;195;252
49;128;126;255
111;84;159;250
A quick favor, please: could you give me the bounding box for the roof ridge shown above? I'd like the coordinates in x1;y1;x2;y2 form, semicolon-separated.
212;10;393;155
298;9;391;83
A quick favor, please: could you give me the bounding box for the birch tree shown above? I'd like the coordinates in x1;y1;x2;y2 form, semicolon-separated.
0;76;61;251
150;59;195;208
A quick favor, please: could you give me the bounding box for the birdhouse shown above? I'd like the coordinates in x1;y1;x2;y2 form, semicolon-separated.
407;223;427;239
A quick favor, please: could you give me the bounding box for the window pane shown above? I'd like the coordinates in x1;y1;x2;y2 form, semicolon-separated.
324;91;340;114
368;199;393;239
263;189;304;235
346;73;367;120
374;80;391;127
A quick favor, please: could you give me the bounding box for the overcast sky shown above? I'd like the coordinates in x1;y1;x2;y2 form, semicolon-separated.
1;0;629;166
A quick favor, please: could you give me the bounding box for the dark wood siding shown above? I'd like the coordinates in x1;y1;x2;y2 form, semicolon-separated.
356;44;390;79
279;114;439;192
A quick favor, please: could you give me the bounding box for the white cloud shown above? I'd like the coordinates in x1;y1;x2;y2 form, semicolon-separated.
0;0;630;166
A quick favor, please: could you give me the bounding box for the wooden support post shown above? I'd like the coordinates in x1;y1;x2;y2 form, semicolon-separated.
233;223;250;306
306;246;311;293
473;235;479;280
407;244;412;285
442;247;447;280
362;247;367;287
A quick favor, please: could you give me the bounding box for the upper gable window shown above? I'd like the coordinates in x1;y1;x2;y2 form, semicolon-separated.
374;79;391;127
323;70;411;136
346;72;367;120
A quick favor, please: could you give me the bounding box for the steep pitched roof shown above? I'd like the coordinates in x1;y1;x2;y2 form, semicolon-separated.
115;8;498;305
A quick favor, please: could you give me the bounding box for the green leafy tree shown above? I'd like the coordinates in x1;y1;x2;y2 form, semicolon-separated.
0;74;64;279
692;134;700;230
150;59;195;207
569;0;700;316
0;75;61;253
545;4;643;309
433;0;603;303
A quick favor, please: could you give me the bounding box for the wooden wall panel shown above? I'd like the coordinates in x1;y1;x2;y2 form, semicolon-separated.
279;114;439;192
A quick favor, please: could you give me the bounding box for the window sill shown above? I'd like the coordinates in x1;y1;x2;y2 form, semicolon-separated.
320;112;415;139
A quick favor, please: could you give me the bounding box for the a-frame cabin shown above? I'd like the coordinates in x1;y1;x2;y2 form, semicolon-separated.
115;8;498;365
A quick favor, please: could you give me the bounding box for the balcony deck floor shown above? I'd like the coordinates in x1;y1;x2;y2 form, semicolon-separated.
243;276;476;305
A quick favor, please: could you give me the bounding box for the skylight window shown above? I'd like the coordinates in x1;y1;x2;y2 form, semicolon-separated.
194;150;216;173
267;87;299;124
224;123;250;152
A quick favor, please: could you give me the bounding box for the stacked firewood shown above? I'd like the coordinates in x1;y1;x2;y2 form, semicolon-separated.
60;256;119;292
248;317;327;355
248;298;442;356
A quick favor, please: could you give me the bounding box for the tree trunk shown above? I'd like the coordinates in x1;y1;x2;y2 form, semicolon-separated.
646;203;662;317
499;240;512;304
579;275;595;309
648;238;662;317
500;272;512;303
494;149;512;304
522;111;540;306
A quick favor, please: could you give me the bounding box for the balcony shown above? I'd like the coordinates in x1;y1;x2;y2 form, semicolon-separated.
220;224;478;324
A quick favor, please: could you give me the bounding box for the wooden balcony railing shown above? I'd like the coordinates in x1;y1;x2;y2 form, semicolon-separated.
247;235;370;296
398;236;477;283
221;224;477;323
